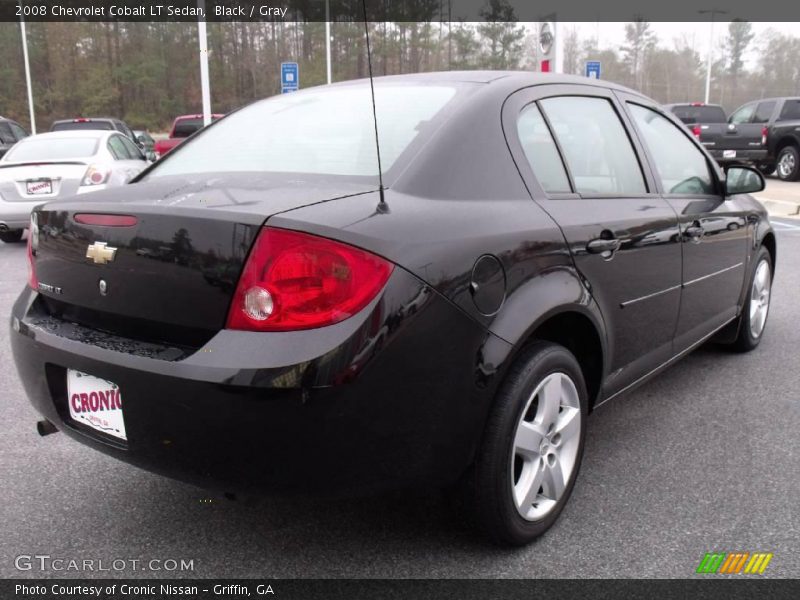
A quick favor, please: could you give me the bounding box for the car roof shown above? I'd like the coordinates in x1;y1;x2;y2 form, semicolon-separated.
52;117;121;124
19;130;118;141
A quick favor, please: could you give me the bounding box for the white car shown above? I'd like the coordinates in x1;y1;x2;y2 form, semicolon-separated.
0;130;150;243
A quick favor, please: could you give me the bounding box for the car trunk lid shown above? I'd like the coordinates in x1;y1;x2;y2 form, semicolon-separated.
31;174;377;349
0;161;91;201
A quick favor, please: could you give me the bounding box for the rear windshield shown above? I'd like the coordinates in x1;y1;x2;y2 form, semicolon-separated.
147;83;459;180
669;105;727;124
172;118;204;138
52;121;114;132
3;137;99;161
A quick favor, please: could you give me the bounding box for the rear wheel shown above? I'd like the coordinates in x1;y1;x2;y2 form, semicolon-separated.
726;247;772;352
460;341;588;545
776;146;800;181
0;230;24;244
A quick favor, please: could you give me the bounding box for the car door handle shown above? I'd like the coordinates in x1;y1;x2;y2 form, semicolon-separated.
586;238;621;254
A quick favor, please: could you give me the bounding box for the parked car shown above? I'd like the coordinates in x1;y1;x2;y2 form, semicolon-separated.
51;117;141;148
12;73;774;546
0;130;149;243
727;97;800;180
665;102;767;168
153;114;223;158
133;130;155;152
0;116;29;159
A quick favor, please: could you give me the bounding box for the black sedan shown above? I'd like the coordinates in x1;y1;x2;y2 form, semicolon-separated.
11;72;775;545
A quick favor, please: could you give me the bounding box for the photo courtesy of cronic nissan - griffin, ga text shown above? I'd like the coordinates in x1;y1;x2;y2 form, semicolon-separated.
11;72;776;545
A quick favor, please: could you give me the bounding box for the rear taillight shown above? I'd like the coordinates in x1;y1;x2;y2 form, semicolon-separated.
81;165;110;187
691;125;702;139
226;227;393;332
761;126;768;145
27;213;38;290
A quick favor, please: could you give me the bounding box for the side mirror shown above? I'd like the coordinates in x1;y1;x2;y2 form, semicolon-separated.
724;165;764;196
145;150;158;162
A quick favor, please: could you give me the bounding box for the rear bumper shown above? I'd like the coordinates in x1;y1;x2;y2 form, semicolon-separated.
0;200;39;229
709;148;768;164
10;268;506;495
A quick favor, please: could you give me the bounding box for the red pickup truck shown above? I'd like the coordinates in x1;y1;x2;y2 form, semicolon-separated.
154;114;222;158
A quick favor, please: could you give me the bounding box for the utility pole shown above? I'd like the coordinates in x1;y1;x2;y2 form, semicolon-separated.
699;8;728;104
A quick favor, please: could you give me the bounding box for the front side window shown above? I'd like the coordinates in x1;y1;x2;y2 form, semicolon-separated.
729;104;755;124
753;101;776;123
516;104;571;193
9;123;28;140
539;96;646;195
628;104;715;195
147;84;459;180
0;123;14;144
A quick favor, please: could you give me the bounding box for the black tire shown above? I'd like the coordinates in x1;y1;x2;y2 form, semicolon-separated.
0;230;24;244
459;341;588;545
757;162;776;176
776;146;800;181
727;246;772;353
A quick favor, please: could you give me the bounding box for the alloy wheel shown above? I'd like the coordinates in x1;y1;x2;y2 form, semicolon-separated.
749;260;771;339
778;151;796;179
511;372;582;521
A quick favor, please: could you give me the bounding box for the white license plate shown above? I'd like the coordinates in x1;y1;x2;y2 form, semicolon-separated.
26;179;52;195
723;150;737;159
67;370;127;441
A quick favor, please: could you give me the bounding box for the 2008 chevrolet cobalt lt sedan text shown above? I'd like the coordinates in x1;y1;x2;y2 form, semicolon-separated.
11;72;775;545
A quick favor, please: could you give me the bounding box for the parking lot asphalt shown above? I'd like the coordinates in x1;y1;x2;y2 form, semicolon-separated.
1;219;799;580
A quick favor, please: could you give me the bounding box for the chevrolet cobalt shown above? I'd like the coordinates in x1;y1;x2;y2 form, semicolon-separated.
11;73;775;545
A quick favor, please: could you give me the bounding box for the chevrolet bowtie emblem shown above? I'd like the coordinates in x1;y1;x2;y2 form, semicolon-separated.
86;242;118;265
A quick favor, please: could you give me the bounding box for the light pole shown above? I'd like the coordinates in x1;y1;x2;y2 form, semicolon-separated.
197;0;212;126
325;0;332;84
19;14;36;134
699;9;728;105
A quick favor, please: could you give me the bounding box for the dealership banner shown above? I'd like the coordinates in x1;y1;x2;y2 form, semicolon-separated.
3;579;800;599
1;0;799;22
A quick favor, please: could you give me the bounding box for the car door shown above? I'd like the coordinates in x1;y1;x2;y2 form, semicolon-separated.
621;94;749;353
504;85;682;398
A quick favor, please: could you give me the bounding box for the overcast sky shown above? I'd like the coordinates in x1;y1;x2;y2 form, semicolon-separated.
551;22;797;67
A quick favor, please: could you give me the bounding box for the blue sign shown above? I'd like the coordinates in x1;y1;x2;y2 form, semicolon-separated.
281;62;299;92
585;61;601;79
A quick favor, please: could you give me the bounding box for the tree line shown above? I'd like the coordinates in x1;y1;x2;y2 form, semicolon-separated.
0;10;798;132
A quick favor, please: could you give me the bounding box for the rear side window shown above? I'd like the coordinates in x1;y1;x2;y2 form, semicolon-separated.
119;135;142;159
4;137;99;161
107;136;129;160
539;96;646;196
753;101;776;124
516;104;571;193
779;99;800;121
670;105;727;124
628;104;715;195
